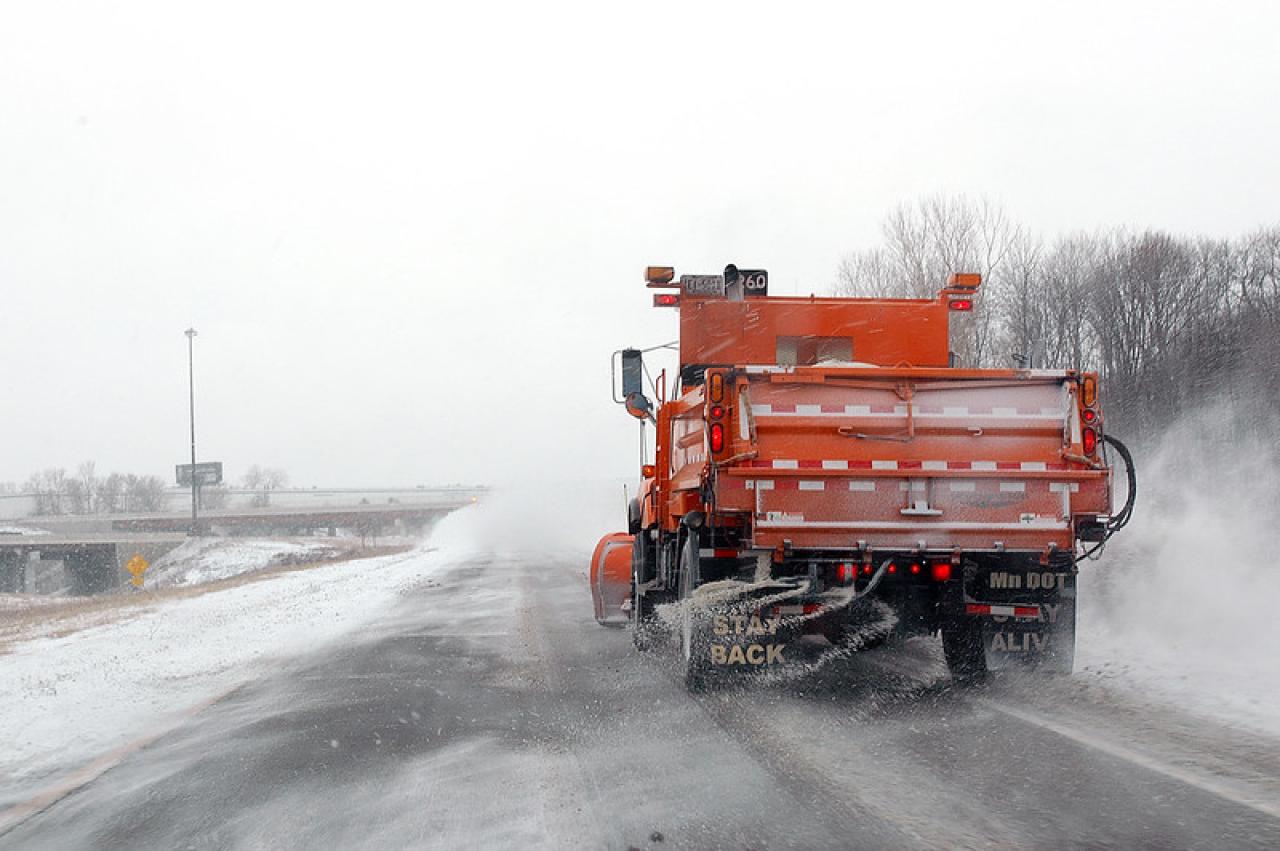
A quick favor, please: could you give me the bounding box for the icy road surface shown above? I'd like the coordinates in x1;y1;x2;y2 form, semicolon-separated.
0;493;1274;844
2;532;1279;847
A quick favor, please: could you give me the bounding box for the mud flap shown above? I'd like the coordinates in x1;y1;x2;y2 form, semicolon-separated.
590;533;633;627
981;575;1077;674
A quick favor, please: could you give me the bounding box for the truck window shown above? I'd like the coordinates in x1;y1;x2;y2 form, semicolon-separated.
776;335;853;366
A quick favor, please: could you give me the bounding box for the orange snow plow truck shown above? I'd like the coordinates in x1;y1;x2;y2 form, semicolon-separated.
591;265;1135;691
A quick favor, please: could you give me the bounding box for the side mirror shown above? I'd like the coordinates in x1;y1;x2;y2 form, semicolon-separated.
620;348;644;398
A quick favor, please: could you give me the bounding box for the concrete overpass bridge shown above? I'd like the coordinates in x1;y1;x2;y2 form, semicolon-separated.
0;534;187;595
0;488;483;595
110;501;470;537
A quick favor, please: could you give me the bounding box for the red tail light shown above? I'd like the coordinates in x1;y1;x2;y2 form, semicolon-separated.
1082;408;1097;424
641;464;655;478
948;298;973;312
910;562;922;575
835;563;854;585
887;564;897;575
1082;427;1098;456
653;293;680;307
931;562;952;582
709;422;725;453
709;404;725;419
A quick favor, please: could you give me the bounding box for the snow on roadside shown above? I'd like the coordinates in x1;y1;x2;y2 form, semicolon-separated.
0;525;48;536
0;518;477;809
146;537;344;588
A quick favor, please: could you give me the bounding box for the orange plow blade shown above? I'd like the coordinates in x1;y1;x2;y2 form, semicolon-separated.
590;532;633;626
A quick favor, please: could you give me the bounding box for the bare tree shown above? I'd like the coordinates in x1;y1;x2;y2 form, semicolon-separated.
75;461;98;514
834;198;1280;443
24;468;70;515
835;195;1020;365
244;465;288;507
126;475;168;512
95;473;125;514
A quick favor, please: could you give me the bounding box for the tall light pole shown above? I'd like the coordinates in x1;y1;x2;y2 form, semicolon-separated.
185;327;199;535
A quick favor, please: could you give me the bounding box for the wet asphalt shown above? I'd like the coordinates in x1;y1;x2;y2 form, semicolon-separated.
3;550;1280;849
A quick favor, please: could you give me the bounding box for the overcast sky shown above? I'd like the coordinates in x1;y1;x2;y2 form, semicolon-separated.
1;1;1277;489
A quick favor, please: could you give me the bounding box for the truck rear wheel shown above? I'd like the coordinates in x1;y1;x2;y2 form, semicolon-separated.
631;530;661;651
941;617;988;683
632;572;658;651
678;534;715;692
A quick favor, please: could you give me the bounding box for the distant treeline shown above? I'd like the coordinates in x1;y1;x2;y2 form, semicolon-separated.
19;464;168;515
8;462;290;515
836;197;1280;441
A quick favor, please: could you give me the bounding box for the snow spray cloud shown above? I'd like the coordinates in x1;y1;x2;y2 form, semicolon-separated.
423;477;630;562
1078;404;1280;666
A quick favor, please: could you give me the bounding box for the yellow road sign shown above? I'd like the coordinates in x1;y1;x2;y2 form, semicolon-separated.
126;554;149;583
130;576;145;587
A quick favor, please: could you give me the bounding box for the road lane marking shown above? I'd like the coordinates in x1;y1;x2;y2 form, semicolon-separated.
979;699;1280;821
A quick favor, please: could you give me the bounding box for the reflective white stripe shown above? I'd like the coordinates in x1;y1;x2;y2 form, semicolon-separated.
1000;482;1027;493
752;407;1061;420
1041;406;1063;417
773;459;799;469
798;480;825;491
872;460;897;470
1021;461;1047;471
899;481;926;492
949;481;976;492
822;459;849;470
916;411;1062;420
972;461;997;471
1049;482;1081;493
848;480;876;492
923;460;947;471
988;605;1018;617
755;519;1070;530
753;480;774;490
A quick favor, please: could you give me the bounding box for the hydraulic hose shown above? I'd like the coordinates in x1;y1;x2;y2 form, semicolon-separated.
1103;433;1137;535
1076;433;1137;560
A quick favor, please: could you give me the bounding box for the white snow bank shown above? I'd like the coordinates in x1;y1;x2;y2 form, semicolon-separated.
147;537;343;588
0;525;48;536
0;595;66;612
1077;412;1280;738
0;538;469;809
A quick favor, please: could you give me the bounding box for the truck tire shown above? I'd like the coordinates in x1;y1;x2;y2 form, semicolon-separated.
632;532;662;651
678;534;715;692
632;571;657;651
941;617;987;683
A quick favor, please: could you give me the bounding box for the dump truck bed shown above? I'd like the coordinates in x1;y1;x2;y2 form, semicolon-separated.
713;366;1109;554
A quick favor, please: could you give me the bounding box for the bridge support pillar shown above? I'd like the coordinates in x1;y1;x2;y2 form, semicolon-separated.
0;550;24;593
